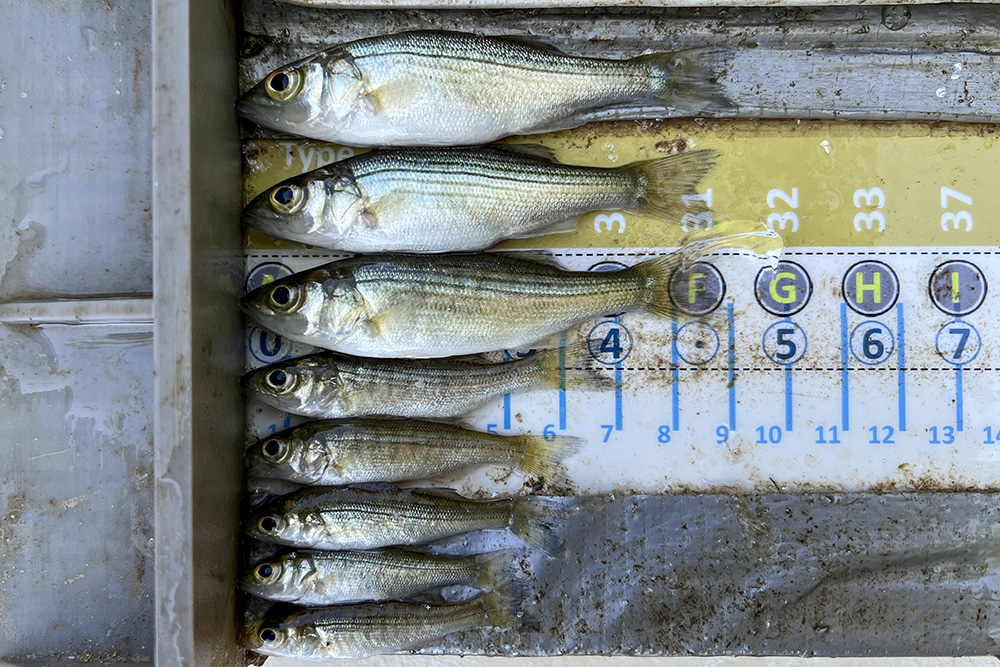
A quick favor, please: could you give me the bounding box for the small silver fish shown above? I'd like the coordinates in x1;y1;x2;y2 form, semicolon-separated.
236;31;728;146
241;346;608;419
241;548;512;605
243;146;716;252
245;418;582;485
240;249;681;359
242;590;513;660
245;485;563;555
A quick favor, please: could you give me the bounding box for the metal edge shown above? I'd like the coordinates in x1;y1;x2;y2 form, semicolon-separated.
281;0;998;8
153;0;245;665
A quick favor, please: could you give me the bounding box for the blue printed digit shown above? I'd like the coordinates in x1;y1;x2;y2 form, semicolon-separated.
600;328;623;360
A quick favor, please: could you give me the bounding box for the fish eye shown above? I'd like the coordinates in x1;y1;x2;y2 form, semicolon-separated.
268;284;299;311
264;69;301;102
260;628;277;643
266;369;289;390
256;563;275;579
261;439;287;461
268;183;305;214
259;515;281;534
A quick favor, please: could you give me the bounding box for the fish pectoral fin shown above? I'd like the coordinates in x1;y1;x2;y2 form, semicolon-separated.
508;216;581;239
359;93;380;114
358;209;377;229
364;82;418;115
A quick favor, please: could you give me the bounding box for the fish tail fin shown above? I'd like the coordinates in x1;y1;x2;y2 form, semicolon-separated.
633;48;733;112
516;433;584;482
539;345;614;392
510;496;566;557
625;149;718;222
632;221;784;318
474;550;516;592
479;580;526;629
628;253;685;318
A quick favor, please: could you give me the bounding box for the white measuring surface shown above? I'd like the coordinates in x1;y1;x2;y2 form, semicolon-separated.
243;120;1000;495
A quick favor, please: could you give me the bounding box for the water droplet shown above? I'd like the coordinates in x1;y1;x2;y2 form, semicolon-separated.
952;63;963;80
0;126;5;140
607;153;619;163
81;26;98;52
936;86;948;98
881;5;910;30
20;92;26;99
820;139;831;154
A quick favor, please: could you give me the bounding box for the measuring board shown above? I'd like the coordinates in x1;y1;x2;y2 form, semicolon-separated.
243;120;999;495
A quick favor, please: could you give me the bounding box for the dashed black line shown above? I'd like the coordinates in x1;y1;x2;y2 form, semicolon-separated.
246;250;1000;260
573;366;998;373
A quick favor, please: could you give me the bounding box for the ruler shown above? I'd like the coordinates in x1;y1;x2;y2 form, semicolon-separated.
244;120;999;494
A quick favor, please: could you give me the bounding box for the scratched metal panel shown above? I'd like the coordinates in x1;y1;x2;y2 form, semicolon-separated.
245;492;1000;659
423;493;1000;656
240;2;1000;123
0;0;153;664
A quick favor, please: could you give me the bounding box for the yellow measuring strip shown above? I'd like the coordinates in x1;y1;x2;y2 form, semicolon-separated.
243;120;997;250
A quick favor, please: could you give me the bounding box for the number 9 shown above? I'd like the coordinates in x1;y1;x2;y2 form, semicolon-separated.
716;425;730;444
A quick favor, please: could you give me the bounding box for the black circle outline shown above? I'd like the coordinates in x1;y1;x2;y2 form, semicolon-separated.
675;321;721;366
246;261;293;293
841;260;900;317
849;320;895;366
761;320;808;367
927;260;988;317
587;320;634;366
935;320;982;367
668;261;727;316
754;260;813;317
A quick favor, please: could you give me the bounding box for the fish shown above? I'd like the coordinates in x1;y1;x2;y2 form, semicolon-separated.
242;146;717;252
241;589;514;660
241;548;513;605
245;485;564;555
240;226;779;358
245;418;582;485
241;345;609;420
235;30;729;146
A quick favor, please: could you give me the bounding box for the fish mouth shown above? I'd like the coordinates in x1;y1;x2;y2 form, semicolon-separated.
235;98;262;124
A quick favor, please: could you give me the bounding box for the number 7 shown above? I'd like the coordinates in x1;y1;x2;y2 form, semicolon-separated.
949;327;971;360
601;424;614;443
941;186;973;207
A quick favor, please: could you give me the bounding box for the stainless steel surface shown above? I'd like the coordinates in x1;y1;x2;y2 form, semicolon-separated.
0;0;154;663
152;0;245;665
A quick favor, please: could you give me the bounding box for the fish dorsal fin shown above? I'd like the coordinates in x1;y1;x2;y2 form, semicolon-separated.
497;34;568;56
486;249;565;269
494;143;559;162
410;487;473;502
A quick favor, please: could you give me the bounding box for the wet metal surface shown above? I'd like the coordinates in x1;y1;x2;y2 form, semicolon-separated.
418;493;1000;656
0;0;154;663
